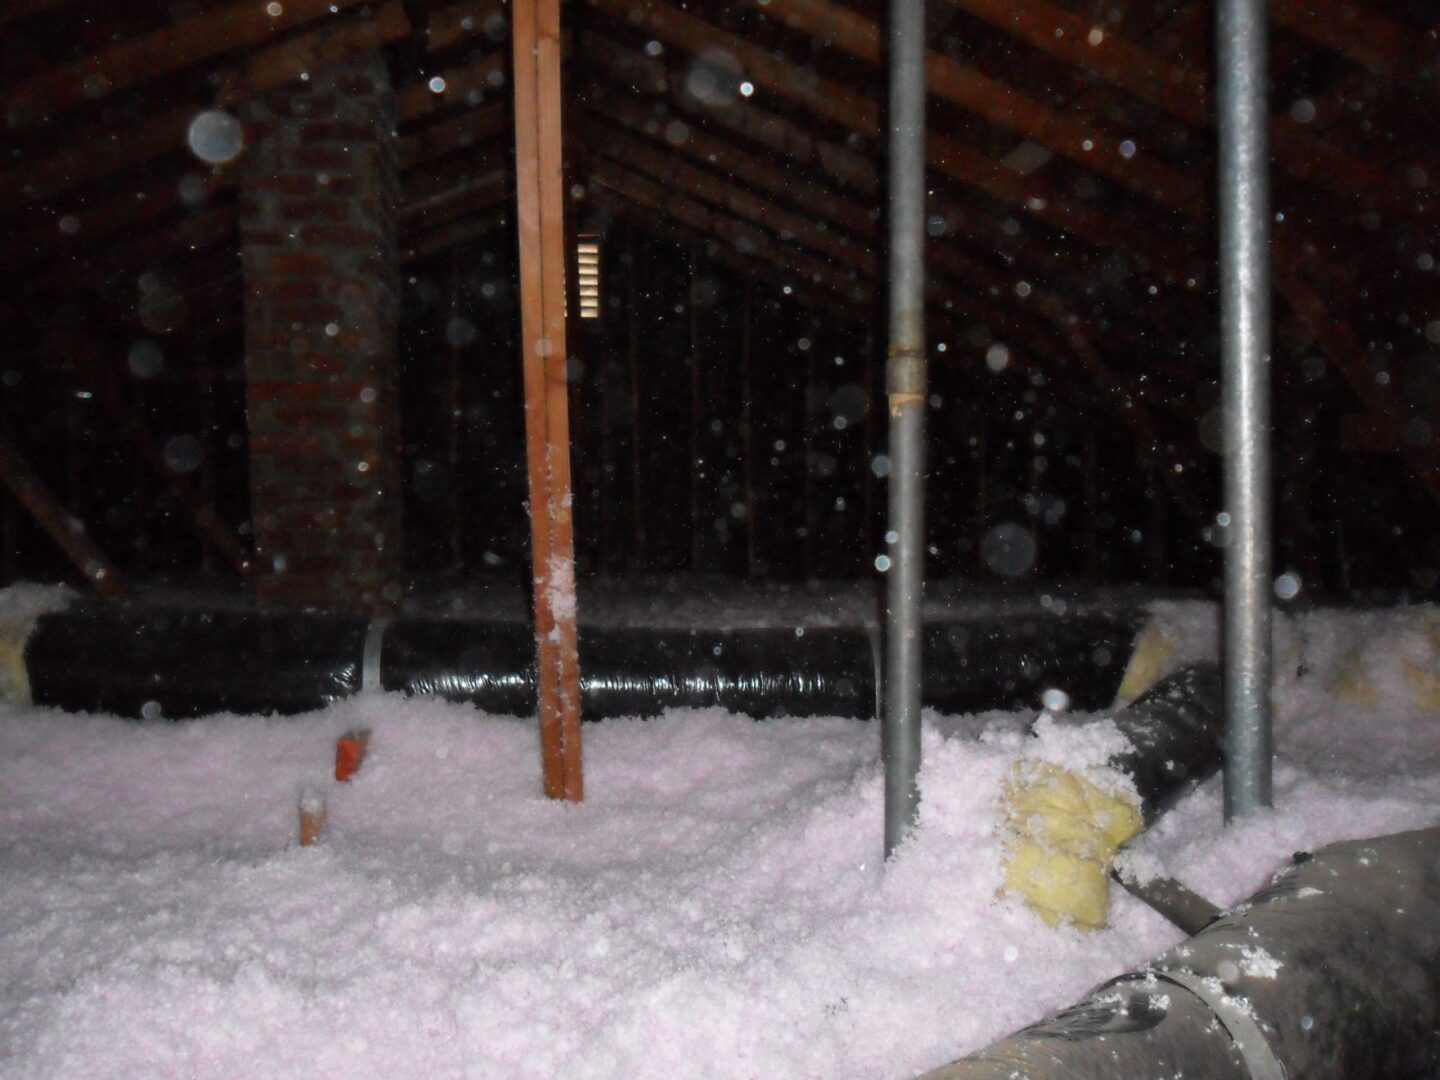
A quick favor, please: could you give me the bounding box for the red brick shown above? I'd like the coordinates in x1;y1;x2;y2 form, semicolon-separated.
260;300;343;325
256;173;319;196
260;251;331;277
248;279;321;302
285;145;354;170
297;223;378;248
281;197;352;223
270;403;347;428
298;120;375;144
333;75;378;95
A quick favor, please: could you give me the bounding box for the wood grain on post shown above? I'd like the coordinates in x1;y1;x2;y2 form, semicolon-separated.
512;0;583;801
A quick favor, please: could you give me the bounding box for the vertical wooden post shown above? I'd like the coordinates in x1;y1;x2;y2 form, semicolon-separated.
0;395;16;579
861;328;876;576
198;357;216;576
512;0;582;801
740;277;757;579
801;324;816;580
1083;427;1100;580
626;224;645;569
1028;423;1044;577
688;246;702;572
975;409;988;571
449;246;464;572
598;313;615;575
1146;460;1167;584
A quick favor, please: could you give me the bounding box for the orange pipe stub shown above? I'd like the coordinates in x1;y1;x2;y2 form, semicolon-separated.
335;728;371;782
298;789;327;847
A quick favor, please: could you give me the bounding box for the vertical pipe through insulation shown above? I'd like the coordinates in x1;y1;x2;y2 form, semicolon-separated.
883;0;927;857
1216;0;1273;819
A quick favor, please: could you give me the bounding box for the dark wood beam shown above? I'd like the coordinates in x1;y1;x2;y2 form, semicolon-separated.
1273;239;1440;505
213;1;410;108
1272;0;1429;83
582;0;1196;276
0;432;130;597
940;0;1427;223
748;0;1204;212
6;0;377;126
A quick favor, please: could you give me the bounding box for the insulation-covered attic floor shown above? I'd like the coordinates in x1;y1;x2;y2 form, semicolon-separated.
1;599;1438;1079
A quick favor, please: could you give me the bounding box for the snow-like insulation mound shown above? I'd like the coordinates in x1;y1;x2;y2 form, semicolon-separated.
1;599;1437;1078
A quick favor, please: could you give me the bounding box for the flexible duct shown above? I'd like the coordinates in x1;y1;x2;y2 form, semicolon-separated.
922;827;1440;1080
12;601;1139;721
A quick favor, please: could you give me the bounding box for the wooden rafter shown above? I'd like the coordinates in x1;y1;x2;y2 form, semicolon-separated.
0;432;130;598
70;350;253;577
214;1;410;108
586;157;868;307
576;19;1213;434
404;206;510;264
426;0;507;54
583;148;1200;490
582;0;1196;276
580;102;1095;377
749;0;1203;212
1273;237;1440;504
587;188;871;330
0;9;482;216
1272;0;1429;83
939;0;1427;223
6;0;377;125
577;39;1206;353
701;0;1434;507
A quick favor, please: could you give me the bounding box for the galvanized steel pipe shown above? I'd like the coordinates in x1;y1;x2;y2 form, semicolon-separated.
1216;0;1274;819
883;0;928;857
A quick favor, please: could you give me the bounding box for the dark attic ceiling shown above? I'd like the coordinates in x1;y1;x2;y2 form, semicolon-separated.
1;0;1438;522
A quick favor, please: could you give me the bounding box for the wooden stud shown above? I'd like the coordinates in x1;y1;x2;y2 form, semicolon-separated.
801;322;816;581
625;222;645;569
512;0;583;802
0;432;130;598
740;277;757;580
63;349;252;577
688;245;702;572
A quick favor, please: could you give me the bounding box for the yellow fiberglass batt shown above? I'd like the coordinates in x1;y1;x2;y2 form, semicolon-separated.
1000;760;1144;931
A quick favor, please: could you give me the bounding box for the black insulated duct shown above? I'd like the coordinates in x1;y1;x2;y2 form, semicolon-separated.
1108;663;1225;822
921;827;1440;1080
17;601;1139;721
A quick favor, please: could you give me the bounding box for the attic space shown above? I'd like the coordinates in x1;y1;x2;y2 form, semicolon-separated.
1;0;1438;608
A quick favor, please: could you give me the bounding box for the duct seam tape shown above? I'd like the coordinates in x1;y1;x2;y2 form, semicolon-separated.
1145;970;1287;1080
362;617;390;694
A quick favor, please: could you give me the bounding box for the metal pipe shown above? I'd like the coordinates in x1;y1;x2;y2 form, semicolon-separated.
1216;0;1273;819
883;0;927;857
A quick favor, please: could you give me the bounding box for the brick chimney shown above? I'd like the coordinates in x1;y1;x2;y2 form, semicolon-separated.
239;52;403;612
